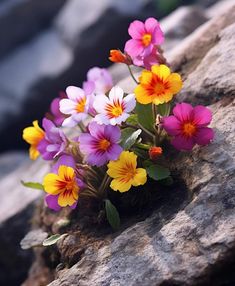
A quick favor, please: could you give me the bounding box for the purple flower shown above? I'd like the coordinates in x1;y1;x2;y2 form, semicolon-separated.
45;155;84;211
162;103;214;151
78;122;122;166
49;92;67;126
84;67;113;94
37;118;67;160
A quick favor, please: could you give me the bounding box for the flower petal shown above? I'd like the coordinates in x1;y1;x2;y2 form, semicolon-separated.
151;64;171;80
109;86;124;103
193;106;213;126
128;20;145;39
125;39;144;58
194;127;214;146
132;168;147;187
162;116;181;136
123;93;136;112
173;103;194;122
45;194;61;211
171;135;194;151
66;86;84;101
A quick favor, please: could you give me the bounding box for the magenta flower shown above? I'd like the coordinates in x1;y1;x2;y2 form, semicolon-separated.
133;46;161;70
162;103;214;151
47;91;67;126
84;67;113;94
45;155;84;211
78;122;122;166
124;17;164;59
37;118;67;160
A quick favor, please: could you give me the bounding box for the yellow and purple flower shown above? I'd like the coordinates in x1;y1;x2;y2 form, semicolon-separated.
162;103;214;151
93;86;136;125
107;151;147;192
43;155;84;211
134;65;183;105
59;86;92;127
124;17;164;59
78;122;122;167
22;120;45;160
37;118;67;161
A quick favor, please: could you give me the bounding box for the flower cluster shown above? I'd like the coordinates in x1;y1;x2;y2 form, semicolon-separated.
22;18;214;228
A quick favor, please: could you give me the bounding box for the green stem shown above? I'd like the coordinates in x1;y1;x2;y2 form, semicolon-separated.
127;65;139;84
137;123;155;142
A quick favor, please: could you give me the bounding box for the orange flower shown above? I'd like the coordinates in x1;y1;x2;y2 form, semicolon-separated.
109;50;132;65
134;65;183;105
149;146;163;161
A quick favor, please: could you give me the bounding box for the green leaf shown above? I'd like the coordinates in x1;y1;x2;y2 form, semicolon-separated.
42;234;67;246
105;199;120;230
21;180;44;191
126;114;138;125
135;103;154;131
121;128;142;150
146;164;170;181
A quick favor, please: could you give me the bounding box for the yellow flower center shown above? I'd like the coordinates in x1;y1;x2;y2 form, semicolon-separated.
98;138;111;151
182;122;196;137
120;165;137;183
105;101;124;118
142;33;152;47
76;97;86;113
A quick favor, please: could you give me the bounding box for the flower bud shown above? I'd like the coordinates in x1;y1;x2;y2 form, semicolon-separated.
109;50;132;65
149;146;163;161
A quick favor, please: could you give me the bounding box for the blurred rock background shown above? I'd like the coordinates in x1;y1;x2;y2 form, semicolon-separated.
0;0;234;285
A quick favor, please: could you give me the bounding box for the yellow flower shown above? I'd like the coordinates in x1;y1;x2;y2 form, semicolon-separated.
43;165;79;207
22;120;45;160
107;151;147;192
134;64;183;105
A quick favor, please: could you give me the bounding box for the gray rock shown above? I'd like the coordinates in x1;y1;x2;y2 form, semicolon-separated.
0;0;66;59
20;229;48;250
46;4;235;286
207;0;235;18
48;100;235;286
0;151;28;179
0;158;48;285
161;6;208;51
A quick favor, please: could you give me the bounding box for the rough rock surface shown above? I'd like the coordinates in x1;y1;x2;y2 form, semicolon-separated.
0;159;48;285
161;5;208;51
44;5;235;286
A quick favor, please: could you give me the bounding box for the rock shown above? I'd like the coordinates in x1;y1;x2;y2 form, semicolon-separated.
0;151;28;179
0;0;66;59
167;4;235;105
20;229;48;250
0;158;48;285
161;5;208;51
39;4;235;286
207;0;235;18
0;29;73;151
48;99;235;286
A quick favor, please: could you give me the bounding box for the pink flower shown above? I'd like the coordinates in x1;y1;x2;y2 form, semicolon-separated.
162;103;214;151
48;92;67;126
124;17;164;59
93;86;136;125
84;67;113;94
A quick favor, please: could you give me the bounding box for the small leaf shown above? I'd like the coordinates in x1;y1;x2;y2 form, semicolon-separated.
146;164;170;181
105;199;120;230
126;114;138;125
42;234;67;246
135;103;154;131
21;180;44;191
121;128;142;150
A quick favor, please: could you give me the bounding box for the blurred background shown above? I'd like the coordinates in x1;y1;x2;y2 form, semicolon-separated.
0;0;230;285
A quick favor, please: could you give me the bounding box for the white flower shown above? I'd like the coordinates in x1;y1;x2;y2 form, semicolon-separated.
60;86;90;127
93;86;136;125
